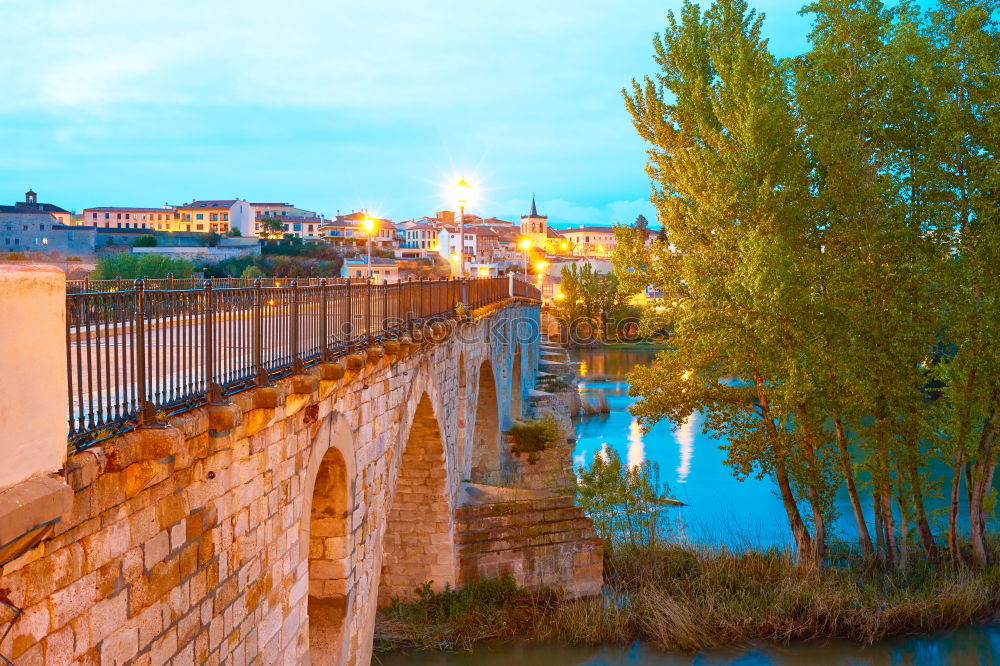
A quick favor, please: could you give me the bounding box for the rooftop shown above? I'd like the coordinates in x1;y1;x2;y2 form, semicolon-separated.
178;200;239;208
84;206;174;213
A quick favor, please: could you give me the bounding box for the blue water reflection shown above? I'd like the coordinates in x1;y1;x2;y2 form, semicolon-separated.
379;622;1000;664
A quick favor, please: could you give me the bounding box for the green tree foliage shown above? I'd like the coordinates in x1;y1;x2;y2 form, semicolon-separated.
550;262;633;343
240;265;265;279
90;253;194;280
226;227;241;237
622;0;999;567
261;217;284;238
577;447;676;550
132;235;157;247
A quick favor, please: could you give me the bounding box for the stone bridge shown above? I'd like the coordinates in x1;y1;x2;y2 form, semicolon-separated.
0;267;602;666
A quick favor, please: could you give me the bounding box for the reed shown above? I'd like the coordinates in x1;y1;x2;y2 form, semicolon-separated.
374;541;1000;654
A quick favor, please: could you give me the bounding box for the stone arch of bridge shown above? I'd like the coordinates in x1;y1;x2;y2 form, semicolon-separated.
377;390;455;606
300;412;357;666
470;358;501;483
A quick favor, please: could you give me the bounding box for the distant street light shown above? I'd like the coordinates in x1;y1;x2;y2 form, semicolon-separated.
362;215;375;281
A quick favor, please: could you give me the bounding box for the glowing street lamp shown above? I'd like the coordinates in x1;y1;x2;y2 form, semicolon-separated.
453;178;473;279
362;215;376;281
519;238;531;275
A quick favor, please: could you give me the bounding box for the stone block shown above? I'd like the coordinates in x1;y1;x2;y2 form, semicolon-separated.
319;362;345;381
344;353;365;371
0;474;72;566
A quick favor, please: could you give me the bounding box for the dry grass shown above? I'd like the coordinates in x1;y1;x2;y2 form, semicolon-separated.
374;542;1000;654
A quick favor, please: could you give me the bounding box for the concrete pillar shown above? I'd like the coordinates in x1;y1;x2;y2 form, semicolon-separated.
0;265;68;488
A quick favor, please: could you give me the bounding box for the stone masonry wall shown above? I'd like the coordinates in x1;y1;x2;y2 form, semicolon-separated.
454;496;603;600
0;302;540;666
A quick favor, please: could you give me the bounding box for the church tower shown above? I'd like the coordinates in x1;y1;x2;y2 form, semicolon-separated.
519;195;547;248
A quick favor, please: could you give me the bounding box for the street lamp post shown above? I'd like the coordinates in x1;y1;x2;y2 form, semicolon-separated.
454;179;472;280
362;216;375;282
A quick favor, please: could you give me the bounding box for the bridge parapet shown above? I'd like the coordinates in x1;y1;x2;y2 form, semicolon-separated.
66;276;539;449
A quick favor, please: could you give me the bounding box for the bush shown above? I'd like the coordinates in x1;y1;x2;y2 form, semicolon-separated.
537;376;571;392
90;253;194;279
507;415;561;457
241;265;265;279
133;235;157;247
576;447;675;549
227;227;241;237
3;252;27;260
200;230;220;247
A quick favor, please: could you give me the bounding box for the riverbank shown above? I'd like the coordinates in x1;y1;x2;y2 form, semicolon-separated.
374;541;1000;654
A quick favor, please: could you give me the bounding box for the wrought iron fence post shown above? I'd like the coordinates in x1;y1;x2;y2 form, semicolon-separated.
346;278;353;347
366;276;373;345
406;276;413;335
320;278;330;361
204;279;223;404
383;278;389;338
253;278;268;386
134;278;156;425
290;279;302;372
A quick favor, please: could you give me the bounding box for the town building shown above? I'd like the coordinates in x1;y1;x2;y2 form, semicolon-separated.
81;206;177;231
320;212;396;249
558;226;618;257
340;256;400;283
0;192;92;257
252;203;323;240
398;222;439;259
173;199;255;236
1;190;73;226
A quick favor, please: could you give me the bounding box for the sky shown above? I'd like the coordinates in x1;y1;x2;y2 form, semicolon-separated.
0;0;815;228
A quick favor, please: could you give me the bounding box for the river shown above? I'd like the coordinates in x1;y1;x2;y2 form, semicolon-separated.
379;346;999;664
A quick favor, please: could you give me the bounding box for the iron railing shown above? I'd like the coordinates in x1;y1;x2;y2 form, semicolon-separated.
66;276;344;294
66;276;539;448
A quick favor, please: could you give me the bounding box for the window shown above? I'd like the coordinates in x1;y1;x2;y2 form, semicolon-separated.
42;237;48;246
39;224;45;230
293;224;301;232
125;213;130;219
210;213;218;221
92;213;97;219
196;214;204;220
104;213;110;219
196;224;204;231
222;214;228;221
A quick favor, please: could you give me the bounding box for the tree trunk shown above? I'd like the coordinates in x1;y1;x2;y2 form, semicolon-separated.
874;491;886;564
774;456;813;562
950;369;979;567
906;456;937;558
834;418;874;562
969;401;999;566
755;381;811;562
896;459;909;571
948;449;966;567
